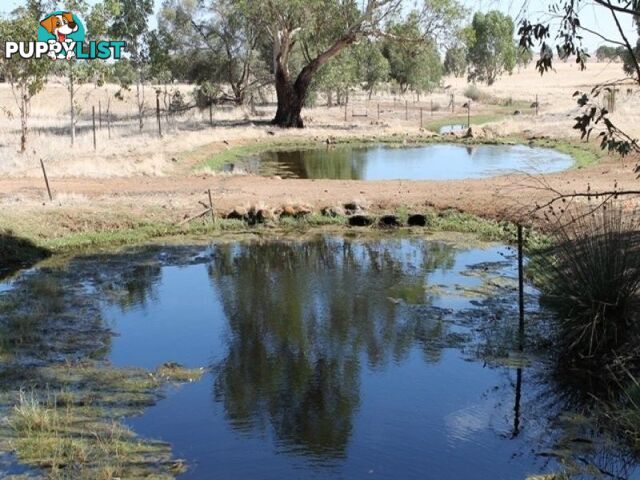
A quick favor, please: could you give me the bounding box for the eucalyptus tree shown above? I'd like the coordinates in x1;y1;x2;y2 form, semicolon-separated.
0;0;53;152
55;0;114;146
382;14;443;95
109;0;153;131
519;0;640;180
239;0;403;128
466;11;516;85
189;0;269;105
444;46;467;77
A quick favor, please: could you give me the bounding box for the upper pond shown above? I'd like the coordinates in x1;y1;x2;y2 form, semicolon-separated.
239;144;574;180
1;235;637;479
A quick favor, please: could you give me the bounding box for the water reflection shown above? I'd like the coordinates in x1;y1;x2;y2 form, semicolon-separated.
207;239;458;459
0;236;639;479
251;144;574;180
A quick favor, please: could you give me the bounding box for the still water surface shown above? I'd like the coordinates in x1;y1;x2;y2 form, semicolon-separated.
2;236;638;479
244;144;573;180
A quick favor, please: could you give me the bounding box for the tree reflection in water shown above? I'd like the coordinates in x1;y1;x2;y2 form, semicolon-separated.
208;237;457;458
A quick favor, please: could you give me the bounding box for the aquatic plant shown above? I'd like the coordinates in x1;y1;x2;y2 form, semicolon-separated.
536;202;640;361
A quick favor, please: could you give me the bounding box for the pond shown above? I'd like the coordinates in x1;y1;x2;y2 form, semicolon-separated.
238;144;573;180
0;235;637;479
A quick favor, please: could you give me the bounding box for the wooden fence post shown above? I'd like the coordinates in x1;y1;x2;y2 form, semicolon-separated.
98;100;102;130
209;96;213;126
107;97;111;139
40;158;52;201
377;102;380;120
207;188;215;224
156;91;162;137
92;106;96;151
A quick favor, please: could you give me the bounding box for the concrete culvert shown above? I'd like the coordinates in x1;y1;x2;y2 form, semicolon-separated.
226;207;248;221
408;214;428;227
379;215;401;228
348;215;373;227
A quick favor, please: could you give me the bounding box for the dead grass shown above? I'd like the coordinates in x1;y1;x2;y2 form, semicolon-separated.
0;62;632;179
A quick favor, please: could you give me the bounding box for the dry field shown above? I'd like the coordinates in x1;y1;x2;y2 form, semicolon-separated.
0;61;638;244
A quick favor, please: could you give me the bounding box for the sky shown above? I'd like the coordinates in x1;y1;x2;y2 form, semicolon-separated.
1;0;637;53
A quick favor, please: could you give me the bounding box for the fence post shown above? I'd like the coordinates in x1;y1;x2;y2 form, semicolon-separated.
156;90;162;137
92;106;96;151
40;158;52;201
209;95;213;126
98;100;102;130
377;102;380;120
517;224;525;351
107;97;111;139
535;94;539;116
207;188;215;224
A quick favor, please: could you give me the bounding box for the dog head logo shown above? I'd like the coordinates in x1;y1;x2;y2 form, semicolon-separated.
37;11;85;59
3;11;124;61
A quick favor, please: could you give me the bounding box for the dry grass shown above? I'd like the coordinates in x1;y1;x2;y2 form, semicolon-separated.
0;62;634;179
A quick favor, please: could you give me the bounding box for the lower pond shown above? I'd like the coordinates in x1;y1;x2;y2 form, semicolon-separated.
236;144;574;180
0;234;638;479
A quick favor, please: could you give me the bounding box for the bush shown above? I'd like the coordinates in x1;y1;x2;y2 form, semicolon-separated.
463;85;484;101
536;203;640;361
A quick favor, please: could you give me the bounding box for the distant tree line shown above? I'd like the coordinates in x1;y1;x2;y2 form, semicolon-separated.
1;0;639;142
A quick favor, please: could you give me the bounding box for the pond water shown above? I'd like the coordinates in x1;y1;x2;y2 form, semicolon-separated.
1;235;638;479
241;144;573;180
439;124;467;134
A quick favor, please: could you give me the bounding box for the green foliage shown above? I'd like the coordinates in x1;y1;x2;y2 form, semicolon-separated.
466;11;516;85
463;85;484;101
0;1;53;151
595;45;622;62
516;45;533;68
109;0;153;64
353;40;389;97
383;13;443;94
444;46;467;77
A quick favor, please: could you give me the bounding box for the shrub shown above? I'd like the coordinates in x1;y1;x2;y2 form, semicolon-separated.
536;203;640;361
463;85;484;101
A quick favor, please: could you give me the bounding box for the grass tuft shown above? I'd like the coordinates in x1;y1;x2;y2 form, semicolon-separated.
535;202;640;360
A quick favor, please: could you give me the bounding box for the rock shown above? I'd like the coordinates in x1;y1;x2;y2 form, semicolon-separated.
378;215;401;228
407;214;428;227
280;205;297;217
348;215;373;227
295;205;312;217
321;205;345;217
464;127;475;139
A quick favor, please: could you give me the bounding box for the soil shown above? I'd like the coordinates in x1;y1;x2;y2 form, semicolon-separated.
0;134;635;230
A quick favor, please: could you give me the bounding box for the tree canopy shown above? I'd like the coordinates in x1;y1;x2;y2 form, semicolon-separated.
466;11;516;85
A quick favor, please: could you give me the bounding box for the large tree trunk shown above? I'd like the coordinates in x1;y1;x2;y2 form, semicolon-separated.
271;29;354;128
